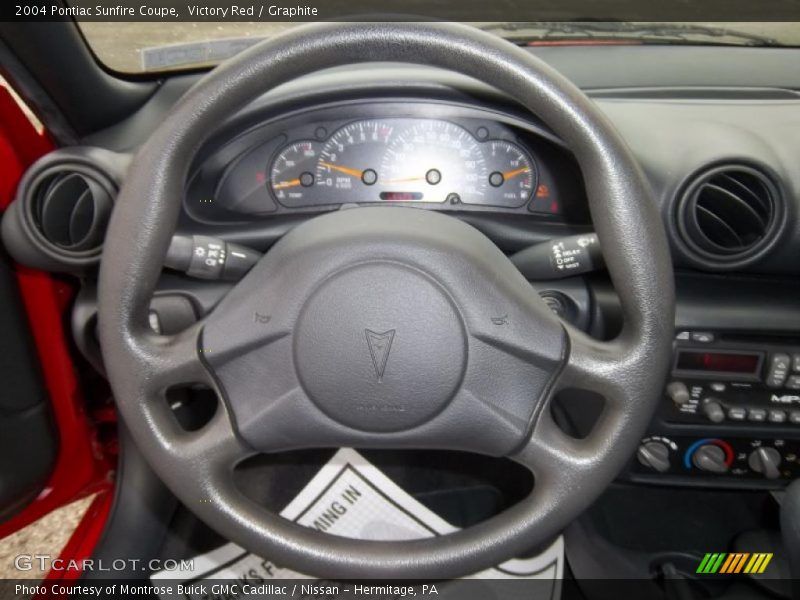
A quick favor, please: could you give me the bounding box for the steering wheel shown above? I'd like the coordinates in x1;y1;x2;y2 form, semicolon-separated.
98;22;674;579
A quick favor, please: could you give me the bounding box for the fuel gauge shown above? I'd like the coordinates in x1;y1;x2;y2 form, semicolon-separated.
484;141;537;208
270;141;321;207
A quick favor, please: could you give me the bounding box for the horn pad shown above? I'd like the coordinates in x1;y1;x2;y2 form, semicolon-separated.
294;261;467;432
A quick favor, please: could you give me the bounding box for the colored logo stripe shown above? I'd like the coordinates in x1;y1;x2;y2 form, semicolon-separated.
697;553;725;573
697;553;773;574
745;553;773;574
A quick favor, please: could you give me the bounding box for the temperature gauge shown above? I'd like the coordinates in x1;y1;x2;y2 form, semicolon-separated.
270;141;321;207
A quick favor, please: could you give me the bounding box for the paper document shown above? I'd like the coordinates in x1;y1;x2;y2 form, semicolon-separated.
153;448;562;599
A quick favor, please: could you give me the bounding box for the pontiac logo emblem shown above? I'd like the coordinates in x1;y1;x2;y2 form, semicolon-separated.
364;329;395;381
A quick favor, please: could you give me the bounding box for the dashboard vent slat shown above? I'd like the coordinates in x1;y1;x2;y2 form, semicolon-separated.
694;205;744;251
675;164;784;269
700;182;767;232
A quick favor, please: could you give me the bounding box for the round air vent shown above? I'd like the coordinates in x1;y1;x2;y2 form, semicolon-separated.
2;147;124;272
25;166;115;260
675;165;785;269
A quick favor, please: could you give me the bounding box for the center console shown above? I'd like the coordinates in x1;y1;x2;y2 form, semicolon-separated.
627;330;800;488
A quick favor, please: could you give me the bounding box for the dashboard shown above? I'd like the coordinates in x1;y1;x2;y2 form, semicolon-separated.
184;101;589;224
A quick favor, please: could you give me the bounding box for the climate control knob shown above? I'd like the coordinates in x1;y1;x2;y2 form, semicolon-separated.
692;444;729;473
637;441;671;473
748;447;781;480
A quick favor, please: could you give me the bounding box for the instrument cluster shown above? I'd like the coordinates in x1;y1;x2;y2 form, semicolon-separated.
271;119;536;209
184;104;588;224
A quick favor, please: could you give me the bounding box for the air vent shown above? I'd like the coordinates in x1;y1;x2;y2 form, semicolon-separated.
676;165;785;269
29;168;114;255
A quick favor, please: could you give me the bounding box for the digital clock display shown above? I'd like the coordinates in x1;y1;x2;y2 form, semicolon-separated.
675;351;762;375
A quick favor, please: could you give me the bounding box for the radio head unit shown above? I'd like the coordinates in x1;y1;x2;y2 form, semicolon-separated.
665;332;800;426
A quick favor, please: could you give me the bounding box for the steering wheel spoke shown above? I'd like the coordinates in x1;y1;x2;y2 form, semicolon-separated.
556;327;633;406
139;324;213;395
512;322;669;498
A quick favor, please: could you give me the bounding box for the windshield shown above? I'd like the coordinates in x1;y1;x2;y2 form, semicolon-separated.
77;22;800;73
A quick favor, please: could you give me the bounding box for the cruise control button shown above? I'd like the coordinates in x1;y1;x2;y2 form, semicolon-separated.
767;353;791;388
728;407;746;421
748;409;767;422
786;375;800;390
790;411;800;425
768;409;787;423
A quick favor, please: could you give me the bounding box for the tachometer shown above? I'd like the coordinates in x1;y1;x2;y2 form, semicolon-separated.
270;141;321;207
380;121;487;203
316;121;395;199
484;141;537;208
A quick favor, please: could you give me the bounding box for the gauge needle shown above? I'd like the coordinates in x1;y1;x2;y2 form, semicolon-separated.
319;162;363;178
502;167;531;180
381;175;426;184
273;178;301;189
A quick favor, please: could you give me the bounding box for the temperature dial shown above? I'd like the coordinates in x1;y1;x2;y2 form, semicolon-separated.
685;438;734;474
693;445;729;473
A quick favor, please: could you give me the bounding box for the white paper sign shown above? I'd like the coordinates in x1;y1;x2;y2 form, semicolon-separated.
153;448;562;598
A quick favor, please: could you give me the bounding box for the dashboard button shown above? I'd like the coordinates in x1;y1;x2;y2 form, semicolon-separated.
793;354;800;373
691;332;715;343
728;407;746;421
666;381;690;405
790;411;800;425
786;375;800;390
767;353;791;388
768;409;787;423
710;382;726;393
702;399;725;423
748;409;767;422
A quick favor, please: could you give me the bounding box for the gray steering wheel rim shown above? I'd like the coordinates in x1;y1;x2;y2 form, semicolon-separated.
98;22;674;579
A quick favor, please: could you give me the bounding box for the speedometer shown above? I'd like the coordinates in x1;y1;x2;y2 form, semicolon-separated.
380;121;487;203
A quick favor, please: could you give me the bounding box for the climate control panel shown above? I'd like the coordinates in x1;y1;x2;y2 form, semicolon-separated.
629;332;800;488
632;435;800;486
